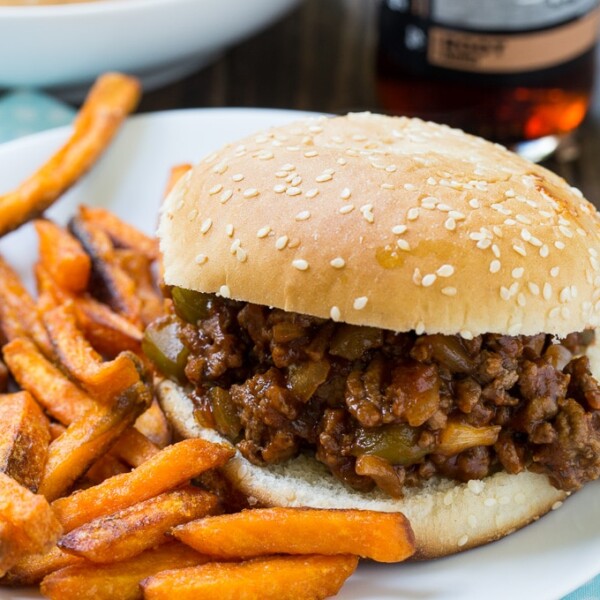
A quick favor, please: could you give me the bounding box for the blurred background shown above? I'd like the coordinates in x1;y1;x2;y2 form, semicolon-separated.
0;0;598;204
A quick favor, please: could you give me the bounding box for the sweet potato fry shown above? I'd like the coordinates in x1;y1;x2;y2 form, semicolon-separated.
114;249;163;326
3;337;95;425
38;378;152;501
48;422;67;442
3;545;83;586
39;543;207;600
0;73;140;237
110;427;159;468
52;439;234;532
84;454;130;486
164;163;192;198
134;400;171;448
43;304;141;402
141;554;359;600
0;472;62;577
69;214;142;326
35;219;91;293
79;205;158;261
58;486;219;563
74;296;143;357
0;391;50;492
3;337;158;469
0;256;52;355
173;507;416;563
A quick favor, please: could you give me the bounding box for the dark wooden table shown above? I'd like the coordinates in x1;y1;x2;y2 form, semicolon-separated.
139;0;600;206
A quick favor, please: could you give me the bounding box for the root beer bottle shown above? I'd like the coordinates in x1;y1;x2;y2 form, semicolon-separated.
377;0;600;159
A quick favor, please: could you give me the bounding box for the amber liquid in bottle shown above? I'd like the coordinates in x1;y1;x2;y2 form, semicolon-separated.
376;0;598;156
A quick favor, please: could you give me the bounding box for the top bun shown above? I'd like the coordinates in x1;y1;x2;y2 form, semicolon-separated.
159;113;600;337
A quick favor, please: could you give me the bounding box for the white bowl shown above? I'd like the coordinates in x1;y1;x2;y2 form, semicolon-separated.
0;0;300;90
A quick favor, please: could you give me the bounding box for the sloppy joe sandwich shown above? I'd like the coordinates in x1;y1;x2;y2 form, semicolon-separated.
147;113;600;557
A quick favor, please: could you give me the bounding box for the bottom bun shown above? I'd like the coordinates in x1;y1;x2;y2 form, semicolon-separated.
157;379;567;558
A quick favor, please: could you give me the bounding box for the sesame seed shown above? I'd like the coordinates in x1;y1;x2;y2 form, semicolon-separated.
468;515;478;528
353;297;368;310
212;162;228;174
550;266;560;277
415;321;426;335
360;204;375;223
380;183;395;190
226;224;234;237
422;274;437;287
295;210;311;221
281;163;295;171
441;287;457;296
291;176;302;187
340;188;352;199
528;282;540;295
512;267;524;279
517;293;526;307
209;184;223;195
436;264;454;277
426;177;437;185
330;306;341;321
385;164;397;173
330;257;345;269
339;204;355;214
543;283;552;300
412;268;422;286
396;239;410;251
275;171;288;178
490;260;501;273
315;173;333;183
500;287;511;301
243;188;259;198
559;225;574;238
552;501;563;510
476;239;491;249
232;173;244;182
220;189;233;204
437;203;452;212
230;239;241;254
219;285;231;298
513;245;527;257
444;218;457;231
407;207;420;221
194;254;208;265
305;188;319;199
188;209;198;221
457;535;469;547
292;259;309;271
540;244;549;258
275;236;289;250
555;241;566;250
236;248;248;262
443;491;453;506
257;151;273;160
492;244;501;258
304;150;319;158
469;198;480;208
403;183;416;191
257;226;271;239
484;498;497;507
200;218;213;234
392;225;407;235
337;157;348;166
273;184;286;194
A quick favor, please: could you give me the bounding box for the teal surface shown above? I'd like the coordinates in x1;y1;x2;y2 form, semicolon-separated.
0;89;598;600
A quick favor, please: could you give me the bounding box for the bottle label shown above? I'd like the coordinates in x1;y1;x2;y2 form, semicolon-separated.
428;7;600;73
382;0;600;74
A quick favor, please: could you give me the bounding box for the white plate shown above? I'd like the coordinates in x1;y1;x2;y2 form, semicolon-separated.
0;0;299;89
0;108;598;600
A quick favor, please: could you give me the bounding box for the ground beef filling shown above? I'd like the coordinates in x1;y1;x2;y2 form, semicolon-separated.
165;294;600;497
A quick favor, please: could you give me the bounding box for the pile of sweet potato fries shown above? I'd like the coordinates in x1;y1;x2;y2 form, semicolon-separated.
0;73;416;600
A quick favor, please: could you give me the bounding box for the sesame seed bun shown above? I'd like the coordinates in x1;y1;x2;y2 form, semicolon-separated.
159;112;600;339
157;378;567;559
